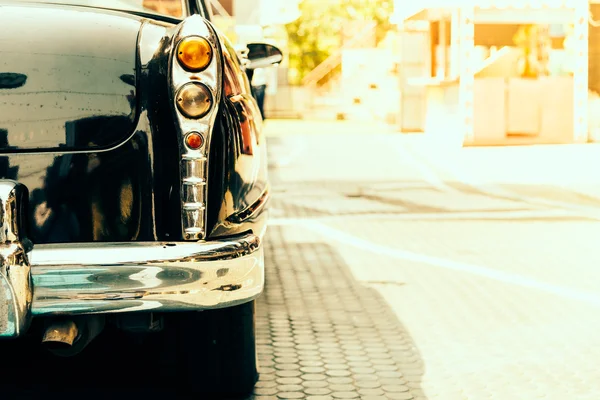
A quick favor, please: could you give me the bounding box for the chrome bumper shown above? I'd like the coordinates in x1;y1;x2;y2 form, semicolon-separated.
0;181;264;338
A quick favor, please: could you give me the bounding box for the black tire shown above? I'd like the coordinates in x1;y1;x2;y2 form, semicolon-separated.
170;301;259;398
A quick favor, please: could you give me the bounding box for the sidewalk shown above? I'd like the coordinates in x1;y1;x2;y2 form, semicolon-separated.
264;118;396;137
403;135;600;206
266;118;600;185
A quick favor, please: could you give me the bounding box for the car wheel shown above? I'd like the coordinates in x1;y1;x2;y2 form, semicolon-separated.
170;301;259;398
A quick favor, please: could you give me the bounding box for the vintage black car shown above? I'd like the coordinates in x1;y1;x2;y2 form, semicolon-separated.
0;0;280;395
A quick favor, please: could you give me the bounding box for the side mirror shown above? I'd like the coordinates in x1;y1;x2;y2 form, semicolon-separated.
245;43;283;70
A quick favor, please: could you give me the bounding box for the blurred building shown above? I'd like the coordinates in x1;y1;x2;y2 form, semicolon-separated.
216;0;233;15
211;0;300;118
590;3;600;94
392;0;591;146
211;0;299;41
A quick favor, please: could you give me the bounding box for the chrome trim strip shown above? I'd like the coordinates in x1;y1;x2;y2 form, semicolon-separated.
170;16;223;241
139;21;169;69
29;233;263;315
0;181;32;338
227;187;271;224
183;177;206;184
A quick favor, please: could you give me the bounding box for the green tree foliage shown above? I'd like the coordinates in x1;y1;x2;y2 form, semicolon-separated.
285;0;394;85
513;24;551;78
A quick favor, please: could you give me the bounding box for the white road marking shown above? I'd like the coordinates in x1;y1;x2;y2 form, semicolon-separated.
270;136;600;306
275;219;600;308
268;208;582;224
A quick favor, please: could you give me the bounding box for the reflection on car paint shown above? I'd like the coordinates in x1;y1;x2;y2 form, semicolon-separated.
0;5;139;151
206;34;269;238
0;4;269;244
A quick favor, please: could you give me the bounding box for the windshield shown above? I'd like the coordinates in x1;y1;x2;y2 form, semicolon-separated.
27;0;188;18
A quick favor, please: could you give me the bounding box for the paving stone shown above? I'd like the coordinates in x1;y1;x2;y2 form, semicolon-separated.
260;367;276;375
353;373;379;382
298;355;322;362
358;388;386;396
298;350;321;357
305;387;333;396
371;358;396;366
350;367;376;374
276;377;303;385
324;363;350;370
275;357;299;365
273;348;297;356
300;366;326;374
277;385;304;393
355;380;383;389
275;370;302;378
246;226;432;400
329;384;358;392
325;370;352;378
382;385;411;393
327;377;354;385
385;393;414;400
302;380;329;389
259;359;276;368
379;378;408;386
254;387;278;396
377;371;404;379
277;392;304;399
276;363;301;371
299;360;325;367
331;391;360;399
321;356;347;364
302;374;328;381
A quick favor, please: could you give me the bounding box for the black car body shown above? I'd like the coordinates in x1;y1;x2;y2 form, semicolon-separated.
0;0;280;395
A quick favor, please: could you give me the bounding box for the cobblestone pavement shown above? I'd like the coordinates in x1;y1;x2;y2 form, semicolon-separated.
256;121;600;400
251;229;424;400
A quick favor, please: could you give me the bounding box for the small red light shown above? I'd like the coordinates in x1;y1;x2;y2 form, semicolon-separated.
185;132;204;150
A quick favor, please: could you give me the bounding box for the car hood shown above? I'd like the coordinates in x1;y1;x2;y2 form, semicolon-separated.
0;2;144;152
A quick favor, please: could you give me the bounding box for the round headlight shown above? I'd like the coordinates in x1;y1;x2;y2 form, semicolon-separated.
176;82;213;119
177;36;213;71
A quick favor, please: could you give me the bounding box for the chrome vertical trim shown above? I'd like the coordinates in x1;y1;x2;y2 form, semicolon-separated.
139;21;170;241
0;181;33;338
170;16;222;240
139;21;169;69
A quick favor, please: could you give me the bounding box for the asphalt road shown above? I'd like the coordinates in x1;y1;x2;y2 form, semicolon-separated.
262;120;600;400
3;120;600;400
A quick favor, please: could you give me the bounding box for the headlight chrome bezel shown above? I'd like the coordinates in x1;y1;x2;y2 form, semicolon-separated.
170;16;222;242
175;81;213;119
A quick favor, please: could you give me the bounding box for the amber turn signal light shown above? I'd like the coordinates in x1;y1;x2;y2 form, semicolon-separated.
185;132;204;150
177;36;213;71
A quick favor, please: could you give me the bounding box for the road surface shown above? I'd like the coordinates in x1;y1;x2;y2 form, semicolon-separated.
4;119;600;400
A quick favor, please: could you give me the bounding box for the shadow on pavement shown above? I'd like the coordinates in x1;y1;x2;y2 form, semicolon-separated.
250;227;427;399
268;178;600;222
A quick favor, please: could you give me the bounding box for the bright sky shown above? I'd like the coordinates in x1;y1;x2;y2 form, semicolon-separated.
259;0;301;25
